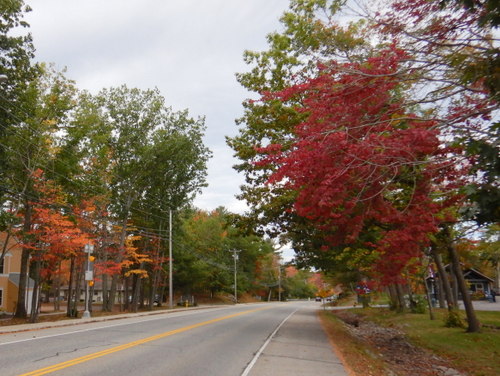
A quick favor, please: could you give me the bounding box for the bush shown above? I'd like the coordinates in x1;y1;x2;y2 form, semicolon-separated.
471;291;485;301
444;310;466;328
409;295;427;314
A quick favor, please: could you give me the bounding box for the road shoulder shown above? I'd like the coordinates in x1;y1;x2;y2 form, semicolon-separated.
246;307;348;376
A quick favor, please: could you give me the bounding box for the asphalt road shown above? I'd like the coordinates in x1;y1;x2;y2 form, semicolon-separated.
0;301;344;376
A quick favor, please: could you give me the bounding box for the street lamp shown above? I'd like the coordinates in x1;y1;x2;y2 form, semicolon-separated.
83;244;94;318
229;250;241;303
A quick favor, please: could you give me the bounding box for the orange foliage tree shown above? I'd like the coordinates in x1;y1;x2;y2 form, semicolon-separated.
19;169;90;321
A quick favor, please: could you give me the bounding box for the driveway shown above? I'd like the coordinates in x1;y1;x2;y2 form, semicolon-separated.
459;300;500;311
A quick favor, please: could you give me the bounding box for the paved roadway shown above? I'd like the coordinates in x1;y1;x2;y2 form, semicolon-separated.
0;301;347;376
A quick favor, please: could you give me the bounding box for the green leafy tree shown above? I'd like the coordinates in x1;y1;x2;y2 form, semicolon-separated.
0;0;39;267
1;65;78;318
73;86;210;310
227;0;374;251
282;267;318;299
0;0;38;138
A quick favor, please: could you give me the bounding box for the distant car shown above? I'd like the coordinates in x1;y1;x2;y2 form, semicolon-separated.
315;297;322;302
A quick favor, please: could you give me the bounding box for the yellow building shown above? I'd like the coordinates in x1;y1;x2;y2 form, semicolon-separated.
0;233;34;315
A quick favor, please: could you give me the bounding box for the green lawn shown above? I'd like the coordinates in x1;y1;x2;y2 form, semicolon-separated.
354;307;500;376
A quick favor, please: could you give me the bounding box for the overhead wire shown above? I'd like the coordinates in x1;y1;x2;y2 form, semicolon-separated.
0;181;173;242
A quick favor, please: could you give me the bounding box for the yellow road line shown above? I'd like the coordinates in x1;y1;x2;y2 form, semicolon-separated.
19;306;269;376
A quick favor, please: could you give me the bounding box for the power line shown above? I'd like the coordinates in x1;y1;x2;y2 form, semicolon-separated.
0;182;171;242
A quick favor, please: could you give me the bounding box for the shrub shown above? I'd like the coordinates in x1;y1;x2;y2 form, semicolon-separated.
444;310;466;328
409;295;427;314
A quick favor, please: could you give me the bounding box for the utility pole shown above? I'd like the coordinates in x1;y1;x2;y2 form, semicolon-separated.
169;209;173;309
229;250;241;303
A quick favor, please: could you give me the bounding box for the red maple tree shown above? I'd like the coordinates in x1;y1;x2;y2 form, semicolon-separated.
18;169;91;319
256;46;467;284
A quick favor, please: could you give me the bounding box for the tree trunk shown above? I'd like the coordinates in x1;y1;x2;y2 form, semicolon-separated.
68;262;82;318
407;282;418;312
387;284;399;311
73;268;83;317
450;272;459;307
29;284;42;323
108;274;118;312
109;196;133;310
54;267;61;311
395;283;406;311
159;273;168;307
29;253;42;323
445;227;481;333
148;271;156;310
101;242;109;311
437;274;446;309
66;256;75;317
431;245;455;311
124;275;130;311
422;273;435;320
131;274;138;312
108;271;119;311
102;272;108;312
14;202;32;319
139;277;145;309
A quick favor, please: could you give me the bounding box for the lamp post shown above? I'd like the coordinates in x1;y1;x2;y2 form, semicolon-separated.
229;250;241;303
83;244;94;318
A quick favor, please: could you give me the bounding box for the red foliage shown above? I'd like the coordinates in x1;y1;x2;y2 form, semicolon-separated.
256;46;467;284
19;170;91;281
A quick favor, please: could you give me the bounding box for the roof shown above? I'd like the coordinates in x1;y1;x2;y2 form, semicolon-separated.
8;273;35;288
463;268;495;283
425;267;494;283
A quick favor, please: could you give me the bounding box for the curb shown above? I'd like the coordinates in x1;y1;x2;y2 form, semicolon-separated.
0;304;226;335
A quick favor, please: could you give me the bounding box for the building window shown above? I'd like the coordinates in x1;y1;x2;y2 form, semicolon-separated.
0;289;3;307
470;283;484;292
0;257;4;274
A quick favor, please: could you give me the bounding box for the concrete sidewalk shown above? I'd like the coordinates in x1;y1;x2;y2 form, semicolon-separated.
247;307;348;376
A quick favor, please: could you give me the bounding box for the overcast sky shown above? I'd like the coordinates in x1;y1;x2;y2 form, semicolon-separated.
25;0;290;214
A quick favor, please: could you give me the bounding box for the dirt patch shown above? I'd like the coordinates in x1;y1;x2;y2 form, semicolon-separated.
331;310;466;376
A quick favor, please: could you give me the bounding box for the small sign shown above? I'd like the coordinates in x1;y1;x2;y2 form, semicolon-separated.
85;271;94;281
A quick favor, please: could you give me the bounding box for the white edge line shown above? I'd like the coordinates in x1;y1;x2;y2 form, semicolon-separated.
0;306;229;346
241;308;299;376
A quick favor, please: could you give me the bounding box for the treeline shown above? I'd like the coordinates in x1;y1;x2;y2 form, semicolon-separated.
0;1;318;322
228;0;499;332
0;1;213;320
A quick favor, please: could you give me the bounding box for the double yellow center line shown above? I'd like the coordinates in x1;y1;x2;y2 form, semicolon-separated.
19;307;268;376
